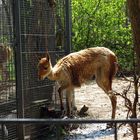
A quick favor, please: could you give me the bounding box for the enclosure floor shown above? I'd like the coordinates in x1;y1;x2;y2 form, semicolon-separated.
67;77;140;140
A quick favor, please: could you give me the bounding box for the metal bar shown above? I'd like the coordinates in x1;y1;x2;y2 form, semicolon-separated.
21;51;65;54
13;0;25;139
64;0;72;54
56;125;61;140
64;0;75;109
0;118;139;140
22;84;54;91
1;124;5;140
20;34;55;37
114;123;117;140
0;118;140;124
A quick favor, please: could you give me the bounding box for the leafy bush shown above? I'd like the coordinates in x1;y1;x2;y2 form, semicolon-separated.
72;0;133;71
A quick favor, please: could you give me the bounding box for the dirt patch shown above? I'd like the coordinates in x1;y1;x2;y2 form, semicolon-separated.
74;78;131;119
68;77;140;140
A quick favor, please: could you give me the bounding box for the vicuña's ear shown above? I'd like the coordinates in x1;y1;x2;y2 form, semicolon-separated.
46;53;50;61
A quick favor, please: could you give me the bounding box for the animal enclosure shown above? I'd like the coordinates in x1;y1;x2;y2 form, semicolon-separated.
0;0;17;139
0;0;72;139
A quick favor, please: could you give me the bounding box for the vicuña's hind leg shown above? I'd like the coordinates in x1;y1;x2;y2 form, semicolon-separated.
66;88;73;117
95;69;117;120
108;91;117;120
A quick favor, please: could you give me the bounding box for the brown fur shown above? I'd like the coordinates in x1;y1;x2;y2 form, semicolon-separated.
38;47;118;119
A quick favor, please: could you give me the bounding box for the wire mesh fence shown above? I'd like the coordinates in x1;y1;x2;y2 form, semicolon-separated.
14;0;71;139
0;0;17;139
0;0;72;139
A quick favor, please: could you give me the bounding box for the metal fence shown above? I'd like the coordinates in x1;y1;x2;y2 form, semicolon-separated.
14;0;72;139
0;118;139;140
0;0;72;139
0;0;17;139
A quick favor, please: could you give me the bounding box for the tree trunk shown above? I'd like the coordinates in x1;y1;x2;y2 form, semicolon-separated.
127;0;140;71
127;1;140;140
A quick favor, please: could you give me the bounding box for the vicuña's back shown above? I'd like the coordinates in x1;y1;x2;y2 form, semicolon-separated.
38;47;118;121
54;47;117;88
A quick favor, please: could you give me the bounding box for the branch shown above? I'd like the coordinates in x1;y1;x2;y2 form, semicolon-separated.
114;81;133;116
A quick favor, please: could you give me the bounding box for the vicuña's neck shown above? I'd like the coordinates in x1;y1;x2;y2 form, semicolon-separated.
47;65;58;81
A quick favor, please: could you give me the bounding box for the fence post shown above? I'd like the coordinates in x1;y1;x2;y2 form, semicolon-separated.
64;0;76;111
1;124;4;140
114;123;118;140
64;0;72;55
13;0;25;139
56;125;61;140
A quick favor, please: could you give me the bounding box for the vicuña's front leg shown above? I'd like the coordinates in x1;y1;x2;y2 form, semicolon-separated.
58;87;64;111
58;85;69;114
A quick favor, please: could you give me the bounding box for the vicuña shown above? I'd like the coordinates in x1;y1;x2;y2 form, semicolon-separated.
38;47;118;119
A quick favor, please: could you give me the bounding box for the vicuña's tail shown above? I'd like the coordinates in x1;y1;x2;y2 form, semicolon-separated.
109;55;118;82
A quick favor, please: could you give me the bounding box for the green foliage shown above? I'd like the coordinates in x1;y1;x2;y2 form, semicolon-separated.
72;0;133;71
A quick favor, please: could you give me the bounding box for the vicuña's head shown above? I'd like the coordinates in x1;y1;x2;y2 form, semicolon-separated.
38;53;52;80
